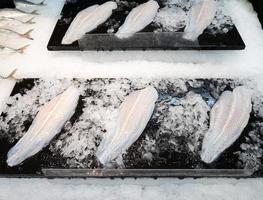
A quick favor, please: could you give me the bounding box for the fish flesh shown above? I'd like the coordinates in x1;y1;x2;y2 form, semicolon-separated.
116;0;159;39
0;70;16;115
201;86;252;164
0;29;33;50
183;0;217;41
62;1;117;44
0;45;29;54
96;86;158;165
0;9;37;23
7;86;80;167
0;18;34;34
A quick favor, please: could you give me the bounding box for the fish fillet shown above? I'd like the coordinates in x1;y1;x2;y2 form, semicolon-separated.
7;86;80;167
97;86;158;165
0;72;16;115
183;0;217;41
0;9;37;23
62;1;117;44
201;86;252;164
116;0;159;39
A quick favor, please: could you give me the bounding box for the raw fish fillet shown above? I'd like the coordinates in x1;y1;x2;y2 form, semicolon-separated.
201;86;252;164
7;86;80;167
183;0;217;41
0;70;16;115
116;0;159;39
62;1;117;44
97;86;158;165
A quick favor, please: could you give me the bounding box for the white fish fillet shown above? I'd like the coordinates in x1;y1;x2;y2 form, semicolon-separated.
97;86;158;165
0;18;34;34
0;74;16;115
201;86;252;164
62;1;117;44
183;0;217;41
0;9;37;23
0;29;33;50
7;86;80;167
116;0;159;39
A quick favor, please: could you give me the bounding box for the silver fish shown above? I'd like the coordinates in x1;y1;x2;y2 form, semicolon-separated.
201;86;252;164
62;1;117;45
97;86;158;165
0;18;34;34
0;9;38;23
15;0;46;6
7;86;80;167
116;0;159;39
0;45;29;54
183;0;217;41
0;70;17;115
0;28;33;50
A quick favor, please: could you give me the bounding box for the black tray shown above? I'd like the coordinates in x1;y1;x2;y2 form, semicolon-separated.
0;78;262;178
47;0;246;51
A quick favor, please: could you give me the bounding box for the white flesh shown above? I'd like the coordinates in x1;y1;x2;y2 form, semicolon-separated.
62;1;117;44
0;77;16;115
183;0;217;41
7;86;80;167
201;86;252;163
97;86;158;165
116;0;159;39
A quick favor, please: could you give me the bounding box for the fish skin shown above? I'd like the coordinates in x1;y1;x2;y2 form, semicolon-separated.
201;86;252;164
116;0;159;39
97;86;158;165
0;45;29;54
0;18;34;34
0;74;16;115
7;86;80;167
0;29;33;50
183;0;217;41
62;1;117;45
0;9;37;23
15;0;46;6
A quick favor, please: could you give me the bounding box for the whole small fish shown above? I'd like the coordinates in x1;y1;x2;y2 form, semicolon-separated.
116;0;159;39
0;8;38;23
97;86;158;165
0;45;29;54
0;18;34;34
7;86;80;167
201;86;252;164
183;0;217;41
0;28;33;50
0;69;17;115
15;0;46;6
62;1;117;44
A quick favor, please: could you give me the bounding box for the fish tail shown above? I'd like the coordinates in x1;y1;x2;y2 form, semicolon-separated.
17;45;30;54
25;17;36;24
22;29;34;40
31;10;39;15
39;0;46;6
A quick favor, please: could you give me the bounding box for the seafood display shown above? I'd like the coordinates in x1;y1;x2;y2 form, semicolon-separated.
62;1;117;44
97;86;158;165
0;78;262;177
0;17;34;34
0;8;37;23
183;0;217;41
201;86;252;164
7;86;80;167
115;0;159;39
